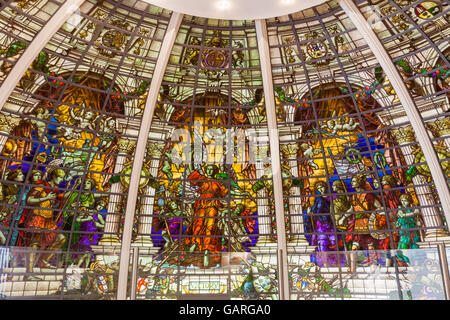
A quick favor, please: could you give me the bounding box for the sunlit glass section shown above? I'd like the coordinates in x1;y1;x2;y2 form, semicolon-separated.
268;0;448;300
0;0;171;299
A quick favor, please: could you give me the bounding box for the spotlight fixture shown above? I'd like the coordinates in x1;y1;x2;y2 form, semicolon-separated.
281;0;295;4
217;0;231;10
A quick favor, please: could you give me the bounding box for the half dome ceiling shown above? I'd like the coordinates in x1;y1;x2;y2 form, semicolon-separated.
142;0;329;20
0;0;448;301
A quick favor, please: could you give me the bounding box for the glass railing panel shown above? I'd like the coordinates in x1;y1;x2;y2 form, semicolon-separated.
287;247;446;300
0;246;120;299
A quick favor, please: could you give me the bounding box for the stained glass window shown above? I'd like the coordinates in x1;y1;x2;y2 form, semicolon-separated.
0;0;448;301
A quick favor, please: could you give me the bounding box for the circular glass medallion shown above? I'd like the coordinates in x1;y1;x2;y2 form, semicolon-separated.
306;42;328;59
102;30;126;49
414;2;441;20
202;49;229;69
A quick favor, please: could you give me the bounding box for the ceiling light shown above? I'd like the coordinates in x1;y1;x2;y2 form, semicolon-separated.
140;0;327;20
217;0;231;10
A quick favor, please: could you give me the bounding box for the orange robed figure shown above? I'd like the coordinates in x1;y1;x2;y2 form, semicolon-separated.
185;164;228;256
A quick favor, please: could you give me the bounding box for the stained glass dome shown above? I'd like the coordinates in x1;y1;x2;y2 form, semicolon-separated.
0;0;449;301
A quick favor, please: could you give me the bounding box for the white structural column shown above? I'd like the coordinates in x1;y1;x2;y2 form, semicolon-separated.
280;142;308;244
427;119;450;150
99;153;128;245
339;0;450;230
116;12;183;300
133;153;162;246
246;128;274;244
0;0;85;110
254;161;273;243
392;126;447;239
255;19;290;300
0;134;9;178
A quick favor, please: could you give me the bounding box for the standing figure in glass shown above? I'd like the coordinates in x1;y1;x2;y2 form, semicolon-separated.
396;193;421;250
341;174;380;251
185;164;228;267
307;180;338;267
24;169;69;275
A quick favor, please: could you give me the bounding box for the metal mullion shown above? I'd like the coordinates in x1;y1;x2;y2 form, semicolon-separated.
339;4;450;297
386;0;449;66
0;0;86;112
4;0;122;288
340;0;450;220
2;0;89;252
63;2;152;276
255;18;290;301
116;11;183;300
